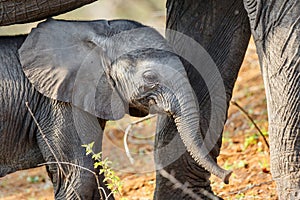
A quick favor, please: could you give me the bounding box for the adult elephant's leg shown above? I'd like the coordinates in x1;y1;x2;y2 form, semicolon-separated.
154;0;250;199
244;0;300;198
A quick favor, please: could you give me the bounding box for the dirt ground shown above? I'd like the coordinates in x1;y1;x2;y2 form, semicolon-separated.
0;33;278;200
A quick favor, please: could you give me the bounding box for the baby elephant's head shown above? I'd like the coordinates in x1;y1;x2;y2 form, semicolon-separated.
109;49;186;117
19;19;231;183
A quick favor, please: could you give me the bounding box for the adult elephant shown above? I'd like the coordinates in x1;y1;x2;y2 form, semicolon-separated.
156;0;299;199
0;0;299;199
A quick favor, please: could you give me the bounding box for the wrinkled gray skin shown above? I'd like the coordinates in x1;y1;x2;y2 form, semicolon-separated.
0;18;231;199
0;35;107;199
159;0;300;199
0;0;299;199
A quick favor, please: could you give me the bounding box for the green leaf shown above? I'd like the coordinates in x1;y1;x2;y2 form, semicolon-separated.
26;176;40;183
82;142;95;155
83;140;123;196
92;152;102;161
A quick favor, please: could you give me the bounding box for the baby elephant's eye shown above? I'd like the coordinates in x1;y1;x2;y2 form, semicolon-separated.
142;71;158;83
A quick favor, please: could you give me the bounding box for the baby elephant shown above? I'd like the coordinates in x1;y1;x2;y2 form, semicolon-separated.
0;19;231;199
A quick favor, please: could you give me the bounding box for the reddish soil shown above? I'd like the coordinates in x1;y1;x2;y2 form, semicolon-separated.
0;38;278;199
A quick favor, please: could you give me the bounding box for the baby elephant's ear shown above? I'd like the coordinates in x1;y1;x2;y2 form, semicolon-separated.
19;19;125;120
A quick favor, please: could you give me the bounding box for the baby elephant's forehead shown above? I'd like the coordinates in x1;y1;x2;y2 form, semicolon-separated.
139;50;177;63
135;55;181;70
136;57;170;67
115;49;174;64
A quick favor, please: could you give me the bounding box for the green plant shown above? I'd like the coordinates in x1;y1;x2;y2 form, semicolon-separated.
258;158;270;170
261;129;269;136
26;175;41;183
235;192;245;199
82;142;123;198
243;133;259;151
223;160;233;171
235;160;248;169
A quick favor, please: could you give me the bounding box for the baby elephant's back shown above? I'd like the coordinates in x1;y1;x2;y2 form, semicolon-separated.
0;35;31;130
0;35;29;102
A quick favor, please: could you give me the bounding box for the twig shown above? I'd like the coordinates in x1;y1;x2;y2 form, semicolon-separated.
100;187;110;200
25;102;82;199
225;181;273;195
231;100;270;149
158;167;220;200
127;135;154;145
39;161;96;175
124;114;156;164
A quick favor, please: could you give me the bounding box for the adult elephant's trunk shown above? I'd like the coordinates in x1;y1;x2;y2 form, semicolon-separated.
162;76;232;184
0;0;96;26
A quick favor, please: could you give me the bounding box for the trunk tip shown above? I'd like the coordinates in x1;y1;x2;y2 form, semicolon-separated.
222;170;232;184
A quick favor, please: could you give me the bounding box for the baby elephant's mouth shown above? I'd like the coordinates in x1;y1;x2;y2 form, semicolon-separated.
131;93;155;111
130;83;180;116
131;84;160;107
